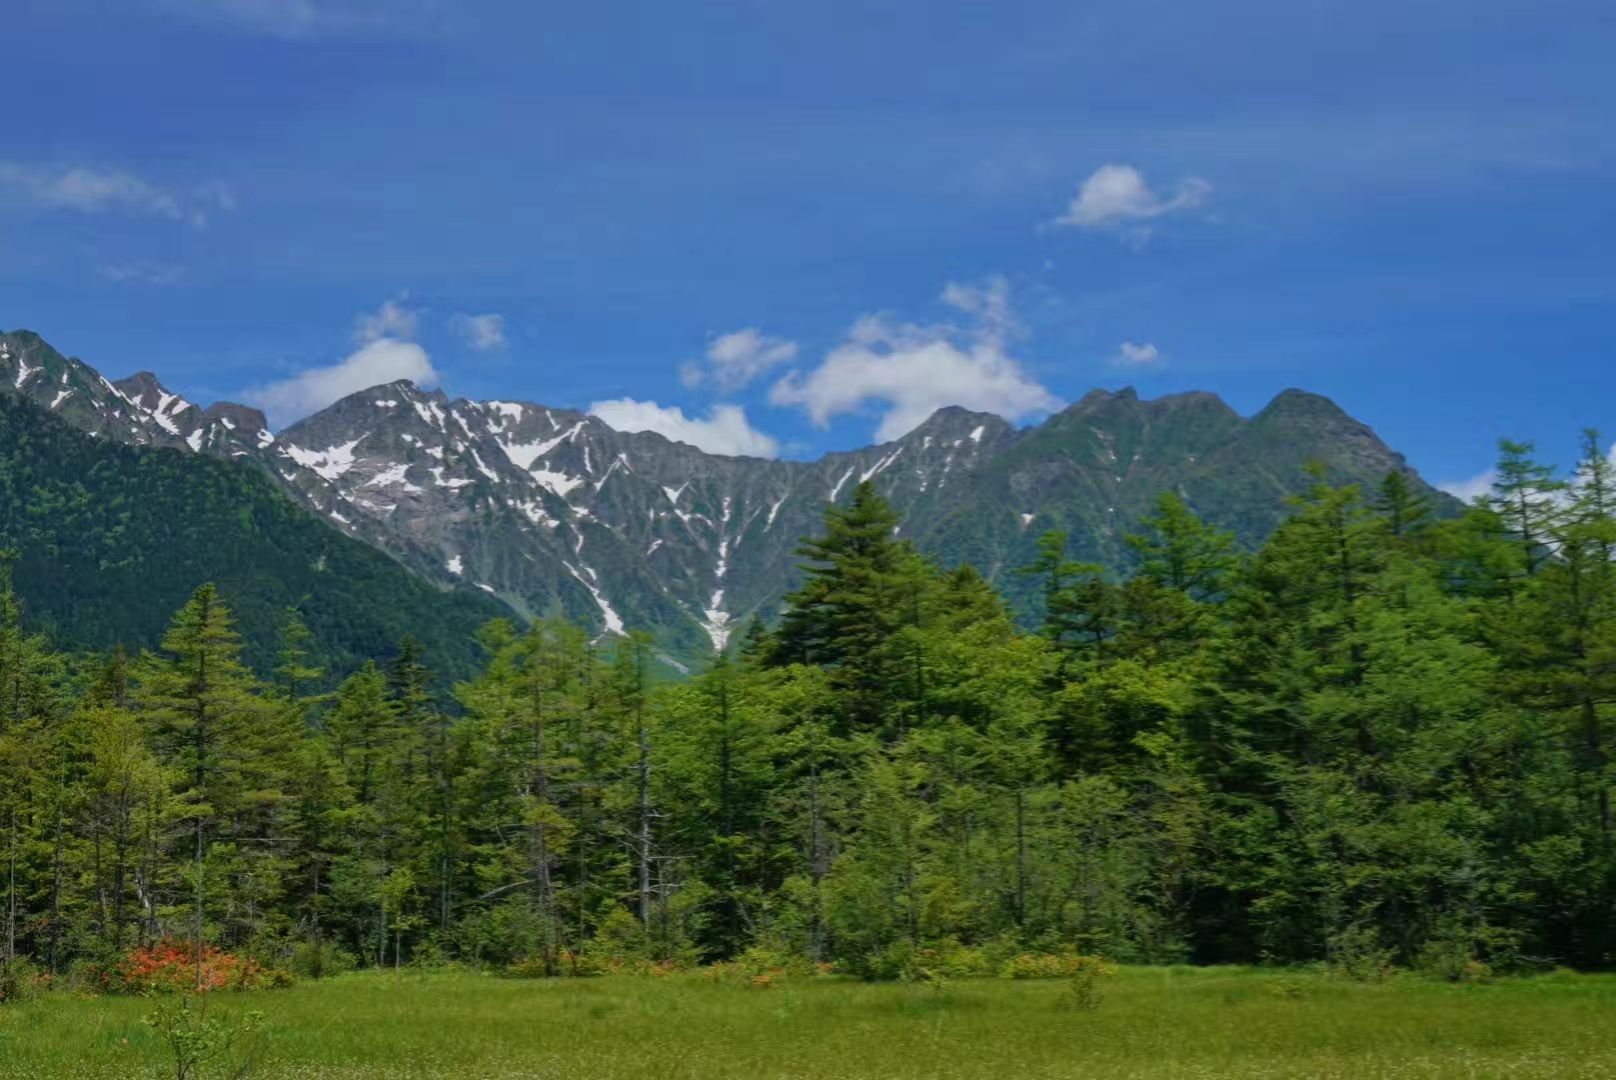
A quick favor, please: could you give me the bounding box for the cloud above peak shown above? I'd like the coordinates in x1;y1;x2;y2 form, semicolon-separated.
680;328;798;392
589;399;780;458
248;338;440;426
769;278;1060;443
1054;164;1210;230
354;298;418;343
245;299;439;425
454;312;507;351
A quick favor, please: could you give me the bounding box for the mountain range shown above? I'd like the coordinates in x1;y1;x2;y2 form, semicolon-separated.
0;327;1452;667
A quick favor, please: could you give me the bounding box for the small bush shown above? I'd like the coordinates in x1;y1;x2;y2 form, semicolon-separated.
506;951;590;979
1416;936;1492;983
288;940;355;981
0;958;44;1004
406;941;458;972
1416;920;1515;982
1060;955;1116;1011
578;908;691;975
1327;925;1396;983
703;945;830;988
1003;951;1112;980
863;940;918;982
107;939;289;994
143;994;267;1080
910;941;992;978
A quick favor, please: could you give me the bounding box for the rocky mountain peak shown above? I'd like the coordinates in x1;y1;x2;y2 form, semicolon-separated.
1;330;1456;664
113;372;200;434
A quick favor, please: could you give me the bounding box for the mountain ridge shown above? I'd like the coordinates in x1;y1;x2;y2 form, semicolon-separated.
1;328;1454;661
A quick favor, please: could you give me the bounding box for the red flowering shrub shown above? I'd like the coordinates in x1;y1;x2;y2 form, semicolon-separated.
106;939;280;994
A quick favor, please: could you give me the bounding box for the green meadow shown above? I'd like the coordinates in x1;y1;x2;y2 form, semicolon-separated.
4;967;1616;1079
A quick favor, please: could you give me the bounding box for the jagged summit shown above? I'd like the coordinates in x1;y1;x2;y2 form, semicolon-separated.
0;328;1453;661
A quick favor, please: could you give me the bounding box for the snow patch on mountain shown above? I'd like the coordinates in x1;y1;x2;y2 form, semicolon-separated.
282;437;365;482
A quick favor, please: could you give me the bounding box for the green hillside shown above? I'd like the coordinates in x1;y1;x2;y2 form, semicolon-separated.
0;391;508;677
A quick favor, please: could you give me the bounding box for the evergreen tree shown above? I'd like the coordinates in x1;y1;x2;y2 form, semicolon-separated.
137;584;290;984
1126;492;1240;599
1489;439;1566;575
772;482;916;733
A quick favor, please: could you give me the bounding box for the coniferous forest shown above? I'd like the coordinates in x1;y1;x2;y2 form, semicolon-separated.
2;433;1614;991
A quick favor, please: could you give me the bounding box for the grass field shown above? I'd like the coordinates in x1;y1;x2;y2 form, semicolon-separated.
3;966;1615;1079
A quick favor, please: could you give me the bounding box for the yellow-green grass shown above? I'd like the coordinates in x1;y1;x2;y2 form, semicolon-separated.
3;966;1615;1079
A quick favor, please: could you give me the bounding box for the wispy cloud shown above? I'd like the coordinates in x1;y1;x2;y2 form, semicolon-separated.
454;313;507;351
680;328;798;392
156;0;443;39
589;399;780;459
1053;164;1210;231
770;277;1060;443
0;163;233;227
354;298;417;344
98;262;188;286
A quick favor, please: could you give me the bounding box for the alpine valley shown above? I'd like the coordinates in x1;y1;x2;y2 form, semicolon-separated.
0;328;1453;668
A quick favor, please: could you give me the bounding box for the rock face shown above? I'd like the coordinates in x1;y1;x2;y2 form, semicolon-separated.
0;329;1452;661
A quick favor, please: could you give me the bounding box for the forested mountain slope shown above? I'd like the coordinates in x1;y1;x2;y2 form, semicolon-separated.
0;389;506;676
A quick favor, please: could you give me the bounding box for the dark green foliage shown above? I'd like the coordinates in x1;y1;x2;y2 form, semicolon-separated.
0;392;505;679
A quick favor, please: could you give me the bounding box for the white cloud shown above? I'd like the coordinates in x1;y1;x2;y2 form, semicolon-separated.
1440;469;1497;503
1111;341;1162;367
1054;164;1211;229
589;399;780;459
453;313;507;351
0;163;233;227
354;299;417;343
680;328;799;392
248;338;439;425
769;279;1060;443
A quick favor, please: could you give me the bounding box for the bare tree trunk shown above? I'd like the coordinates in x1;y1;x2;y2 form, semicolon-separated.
48;809;64;975
808;754;825;963
194;817;205;991
5;807;15;978
194;614;209;993
525;671;557;971
637;716;652;929
1014;784;1028;928
112;800;129;954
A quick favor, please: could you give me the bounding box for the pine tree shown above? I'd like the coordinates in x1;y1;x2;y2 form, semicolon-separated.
772;482;914;733
1020;531;1118;670
137;584;287;985
273;608;327;717
1126;492;1240;599
1490;439;1566;575
1374;471;1432;540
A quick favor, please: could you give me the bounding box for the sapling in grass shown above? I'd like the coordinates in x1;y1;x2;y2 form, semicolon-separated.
143;994;266;1080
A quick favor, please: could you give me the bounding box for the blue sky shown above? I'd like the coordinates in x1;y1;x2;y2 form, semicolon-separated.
4;0;1612;491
